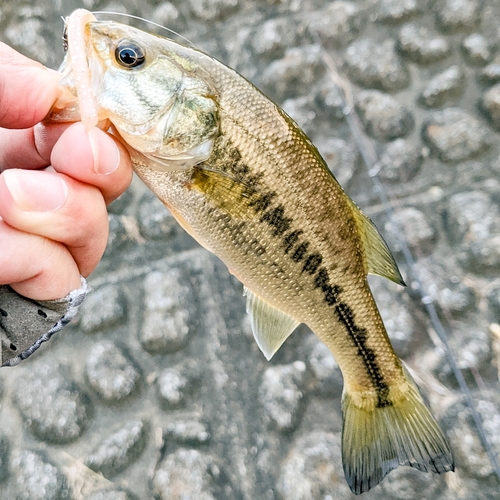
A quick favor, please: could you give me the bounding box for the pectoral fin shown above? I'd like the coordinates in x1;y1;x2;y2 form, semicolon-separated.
245;288;300;360
190;166;259;219
346;199;405;286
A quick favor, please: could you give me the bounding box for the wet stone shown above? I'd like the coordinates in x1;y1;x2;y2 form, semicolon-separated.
369;278;415;358
84;488;137;500
441;391;500;478
306;337;343;397
384;206;437;256
356;90;414;141
105;214;131;253
422;108;492;162
85;341;141;403
141;268;195;354
277;432;353;499
487;287;500;319
13;362;91;444
440;477;500;500
156;367;192;409
436;277;476;316
79;285;127;333
258;361;306;432
398;24;450;64
150;2;180;27
444;191;500;273
153;449;232;500
5;18;54;66
377;0;422;23
308;1;362;47
314;137;358;187
480;56;500;85
315;77;347;122
433;328;492;386
251;16;303;58
379;465;444;499
0;434;10;483
107;189;134;216
281;95;318;135
164;420;210;446
13;449;71;500
187;0;238;21
138;192;177;240
480;84;500;129
344;38;410;91
436;0;482;33
419;66;466;108
261;45;324;100
85;420;148;478
411;258;476;316
461;33;493;65
378;139;422;183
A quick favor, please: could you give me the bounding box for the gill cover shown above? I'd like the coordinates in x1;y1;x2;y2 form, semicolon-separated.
51;21;220;171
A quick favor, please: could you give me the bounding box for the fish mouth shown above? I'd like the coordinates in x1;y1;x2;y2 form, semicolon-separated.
44;45;107;123
46;10;106;126
46;53;105;124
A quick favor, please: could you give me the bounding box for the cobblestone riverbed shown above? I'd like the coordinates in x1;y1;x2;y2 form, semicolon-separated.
1;0;500;498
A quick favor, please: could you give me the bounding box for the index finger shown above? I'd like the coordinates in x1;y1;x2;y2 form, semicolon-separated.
0;42;62;129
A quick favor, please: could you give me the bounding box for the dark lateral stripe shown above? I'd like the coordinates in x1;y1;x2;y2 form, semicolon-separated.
213;139;392;404
283;230;303;254
334;303;391;407
291;241;309;262
314;268;390;407
302;253;322;274
260;205;292;236
249;192;276;213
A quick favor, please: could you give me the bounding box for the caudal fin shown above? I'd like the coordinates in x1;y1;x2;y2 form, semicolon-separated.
341;371;454;494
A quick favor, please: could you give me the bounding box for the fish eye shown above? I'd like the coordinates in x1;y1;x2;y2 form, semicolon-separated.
115;41;146;69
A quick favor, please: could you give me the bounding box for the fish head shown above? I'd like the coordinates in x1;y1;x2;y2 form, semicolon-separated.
49;18;220;170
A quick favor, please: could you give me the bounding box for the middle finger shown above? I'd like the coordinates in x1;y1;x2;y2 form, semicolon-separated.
0;169;109;276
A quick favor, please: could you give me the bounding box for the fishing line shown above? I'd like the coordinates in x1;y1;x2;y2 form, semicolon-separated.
91;11;198;49
310;27;500;480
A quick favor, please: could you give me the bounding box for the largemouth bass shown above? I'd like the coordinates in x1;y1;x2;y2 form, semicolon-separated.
48;10;454;494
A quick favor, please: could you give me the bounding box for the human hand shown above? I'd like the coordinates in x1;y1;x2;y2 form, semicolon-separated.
0;43;133;300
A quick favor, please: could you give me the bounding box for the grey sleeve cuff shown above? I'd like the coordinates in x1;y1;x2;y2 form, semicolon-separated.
0;277;90;367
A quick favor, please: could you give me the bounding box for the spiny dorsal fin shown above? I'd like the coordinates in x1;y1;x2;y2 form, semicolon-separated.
245;288;300;360
346;198;405;286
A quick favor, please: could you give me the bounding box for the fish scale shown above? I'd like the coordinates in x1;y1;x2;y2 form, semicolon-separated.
47;11;454;494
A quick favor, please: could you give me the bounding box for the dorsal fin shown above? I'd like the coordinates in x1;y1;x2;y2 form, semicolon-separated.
346;198;405;286
245;288;300;360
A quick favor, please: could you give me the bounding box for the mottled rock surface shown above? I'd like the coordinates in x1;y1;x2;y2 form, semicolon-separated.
12;362;92;444
85;342;142;402
398;24;450;64
419;66;466;108
2;0;500;498
85;420;148;478
356;90;414;141
422;108;492;162
344;38;410;91
12;450;71;500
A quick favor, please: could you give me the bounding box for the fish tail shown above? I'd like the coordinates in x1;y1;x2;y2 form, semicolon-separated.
341;369;454;495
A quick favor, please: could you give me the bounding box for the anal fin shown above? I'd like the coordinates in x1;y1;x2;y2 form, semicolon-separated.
245;288;300;360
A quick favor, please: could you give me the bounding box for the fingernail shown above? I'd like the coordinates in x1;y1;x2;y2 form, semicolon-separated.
87;127;120;175
3;169;68;212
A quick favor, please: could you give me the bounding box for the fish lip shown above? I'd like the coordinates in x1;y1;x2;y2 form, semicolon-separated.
45;30;106;124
